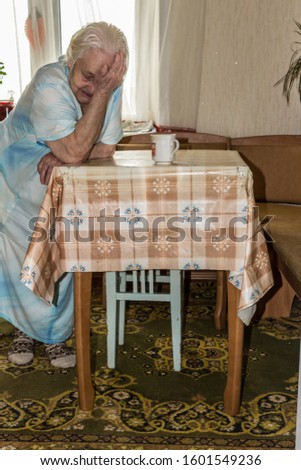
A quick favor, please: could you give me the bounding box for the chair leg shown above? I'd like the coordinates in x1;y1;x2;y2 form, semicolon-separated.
106;272;118;369
118;272;126;345
214;271;227;330
170;270;182;372
74;272;95;411
223;278;244;416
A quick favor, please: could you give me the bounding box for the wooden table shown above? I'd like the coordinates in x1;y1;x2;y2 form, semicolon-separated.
21;150;274;415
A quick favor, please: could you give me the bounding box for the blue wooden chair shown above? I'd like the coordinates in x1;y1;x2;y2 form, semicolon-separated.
105;269;183;371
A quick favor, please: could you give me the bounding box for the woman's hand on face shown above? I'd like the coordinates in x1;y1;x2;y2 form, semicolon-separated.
94;51;127;98
37;153;63;185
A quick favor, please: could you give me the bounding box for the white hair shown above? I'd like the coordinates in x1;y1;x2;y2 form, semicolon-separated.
65;21;129;69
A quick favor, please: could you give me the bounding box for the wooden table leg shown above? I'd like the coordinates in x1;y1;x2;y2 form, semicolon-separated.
223;279;244;416
74;272;95;411
214;270;227;330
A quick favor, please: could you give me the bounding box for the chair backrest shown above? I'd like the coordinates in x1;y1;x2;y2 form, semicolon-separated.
117;133;152;150
124;270;171;294
230;135;301;204
173;131;230;149
117;130;230;150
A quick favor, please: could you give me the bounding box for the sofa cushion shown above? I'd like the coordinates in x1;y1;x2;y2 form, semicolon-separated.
257;202;301;284
231;144;301;204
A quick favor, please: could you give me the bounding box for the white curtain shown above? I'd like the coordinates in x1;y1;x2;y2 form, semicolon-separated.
134;0;160;121
157;0;205;128
27;0;61;76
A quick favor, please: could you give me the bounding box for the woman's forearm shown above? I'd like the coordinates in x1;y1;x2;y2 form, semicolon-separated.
46;91;111;164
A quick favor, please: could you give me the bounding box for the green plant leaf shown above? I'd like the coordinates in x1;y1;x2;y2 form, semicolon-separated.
0;61;6;85
274;20;301;102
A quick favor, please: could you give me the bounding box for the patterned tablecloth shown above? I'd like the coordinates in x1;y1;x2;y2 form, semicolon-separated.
21;149;274;324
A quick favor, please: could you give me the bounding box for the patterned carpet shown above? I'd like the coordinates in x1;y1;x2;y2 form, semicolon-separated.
0;279;300;450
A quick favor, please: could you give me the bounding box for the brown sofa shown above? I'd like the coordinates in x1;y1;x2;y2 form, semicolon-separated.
230;135;301;318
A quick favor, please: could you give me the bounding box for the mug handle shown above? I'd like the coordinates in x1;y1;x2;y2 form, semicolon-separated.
170;139;180;159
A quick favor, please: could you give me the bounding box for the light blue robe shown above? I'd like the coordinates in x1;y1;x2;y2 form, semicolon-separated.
0;59;123;343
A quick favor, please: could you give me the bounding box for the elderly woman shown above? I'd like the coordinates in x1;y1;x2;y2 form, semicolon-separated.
0;22;128;367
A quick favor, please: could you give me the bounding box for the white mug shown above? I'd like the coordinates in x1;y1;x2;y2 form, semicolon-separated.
150;133;180;164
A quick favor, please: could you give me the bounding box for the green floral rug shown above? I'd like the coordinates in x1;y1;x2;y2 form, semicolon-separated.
0;280;300;450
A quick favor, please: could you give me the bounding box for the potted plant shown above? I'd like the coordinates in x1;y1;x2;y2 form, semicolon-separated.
275;20;301;102
0;61;6;85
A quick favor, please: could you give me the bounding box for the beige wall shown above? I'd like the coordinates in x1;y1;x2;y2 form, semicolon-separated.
162;0;301;137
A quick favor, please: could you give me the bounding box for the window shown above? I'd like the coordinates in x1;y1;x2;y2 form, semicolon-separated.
0;0;30;101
